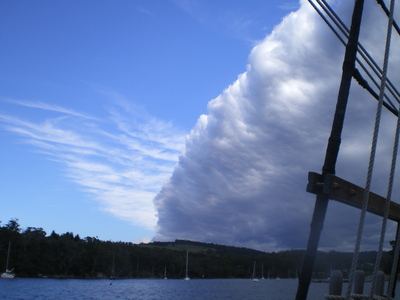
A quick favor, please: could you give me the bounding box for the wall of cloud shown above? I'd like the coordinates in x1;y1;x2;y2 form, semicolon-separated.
154;0;400;251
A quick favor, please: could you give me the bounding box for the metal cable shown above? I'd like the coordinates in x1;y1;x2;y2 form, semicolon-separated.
376;0;400;35
309;0;400;114
318;0;400;104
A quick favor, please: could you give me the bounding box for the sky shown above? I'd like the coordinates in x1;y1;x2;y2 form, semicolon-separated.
1;0;400;252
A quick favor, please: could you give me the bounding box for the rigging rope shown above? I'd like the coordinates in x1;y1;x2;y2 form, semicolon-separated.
388;227;400;297
376;0;400;35
346;0;395;299
317;0;400;107
325;295;393;300
352;69;398;116
309;0;400;115
370;0;396;293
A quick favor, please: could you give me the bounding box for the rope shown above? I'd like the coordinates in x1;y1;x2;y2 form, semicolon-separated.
345;0;395;294
309;0;399;298
318;0;400;105
352;68;398;116
370;0;395;298
388;226;400;297
325;294;393;300
345;93;384;299
376;0;400;36
309;0;400;116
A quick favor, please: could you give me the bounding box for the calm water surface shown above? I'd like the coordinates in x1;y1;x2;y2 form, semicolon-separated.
0;278;392;300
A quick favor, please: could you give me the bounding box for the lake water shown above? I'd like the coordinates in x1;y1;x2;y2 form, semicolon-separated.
0;278;393;300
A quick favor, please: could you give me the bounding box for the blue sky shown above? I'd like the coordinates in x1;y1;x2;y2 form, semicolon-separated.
0;0;299;244
2;0;400;253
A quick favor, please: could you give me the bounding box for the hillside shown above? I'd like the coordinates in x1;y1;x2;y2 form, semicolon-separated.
0;219;394;279
146;239;266;256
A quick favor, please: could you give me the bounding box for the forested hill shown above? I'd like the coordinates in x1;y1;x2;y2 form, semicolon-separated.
148;239;265;256
0;219;394;279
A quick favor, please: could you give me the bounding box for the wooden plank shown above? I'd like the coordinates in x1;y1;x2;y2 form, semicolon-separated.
307;172;400;222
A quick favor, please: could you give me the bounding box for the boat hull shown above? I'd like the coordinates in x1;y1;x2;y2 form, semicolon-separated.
1;272;15;279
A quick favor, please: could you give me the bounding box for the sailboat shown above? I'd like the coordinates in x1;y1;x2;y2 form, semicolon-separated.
184;251;190;281
1;242;15;279
163;265;167;280
110;254;116;280
252;261;259;282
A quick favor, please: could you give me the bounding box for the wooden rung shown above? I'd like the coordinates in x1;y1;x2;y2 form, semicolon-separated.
307;172;400;222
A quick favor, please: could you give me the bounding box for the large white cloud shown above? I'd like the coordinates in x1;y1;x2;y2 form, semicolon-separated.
154;0;400;251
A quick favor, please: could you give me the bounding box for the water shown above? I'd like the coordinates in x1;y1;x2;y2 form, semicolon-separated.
0;278;392;300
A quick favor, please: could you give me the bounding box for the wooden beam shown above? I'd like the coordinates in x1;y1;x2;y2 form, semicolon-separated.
307;172;400;222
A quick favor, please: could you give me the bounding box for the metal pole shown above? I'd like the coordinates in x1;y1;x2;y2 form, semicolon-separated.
295;1;364;299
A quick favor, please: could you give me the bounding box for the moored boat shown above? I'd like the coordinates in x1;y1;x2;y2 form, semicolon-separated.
252;261;259;282
184;251;190;281
1;242;15;279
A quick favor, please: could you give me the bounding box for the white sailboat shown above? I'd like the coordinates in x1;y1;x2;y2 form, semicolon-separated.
110;254;116;280
252;261;259;282
164;265;168;280
184;251;190;281
1;242;15;279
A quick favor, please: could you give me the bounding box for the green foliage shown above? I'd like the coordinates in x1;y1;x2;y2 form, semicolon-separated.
0;219;395;279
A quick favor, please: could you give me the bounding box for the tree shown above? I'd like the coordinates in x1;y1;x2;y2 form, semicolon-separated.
4;219;21;233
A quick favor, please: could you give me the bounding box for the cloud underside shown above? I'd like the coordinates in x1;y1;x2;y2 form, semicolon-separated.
154;0;400;251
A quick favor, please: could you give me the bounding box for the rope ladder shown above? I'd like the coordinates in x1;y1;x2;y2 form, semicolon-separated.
296;0;400;299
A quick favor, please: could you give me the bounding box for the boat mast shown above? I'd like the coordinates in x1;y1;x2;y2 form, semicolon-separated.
185;251;189;277
5;241;11;271
295;0;365;299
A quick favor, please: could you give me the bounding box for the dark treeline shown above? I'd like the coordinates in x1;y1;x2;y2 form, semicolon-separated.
0;219;394;279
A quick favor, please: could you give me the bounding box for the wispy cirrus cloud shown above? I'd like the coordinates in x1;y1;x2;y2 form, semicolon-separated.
1;97;95;120
0;93;186;231
173;0;290;44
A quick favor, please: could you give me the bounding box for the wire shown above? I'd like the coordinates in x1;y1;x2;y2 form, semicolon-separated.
308;0;400;115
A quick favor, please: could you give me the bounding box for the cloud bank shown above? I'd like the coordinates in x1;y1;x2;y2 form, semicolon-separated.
154;0;400;251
